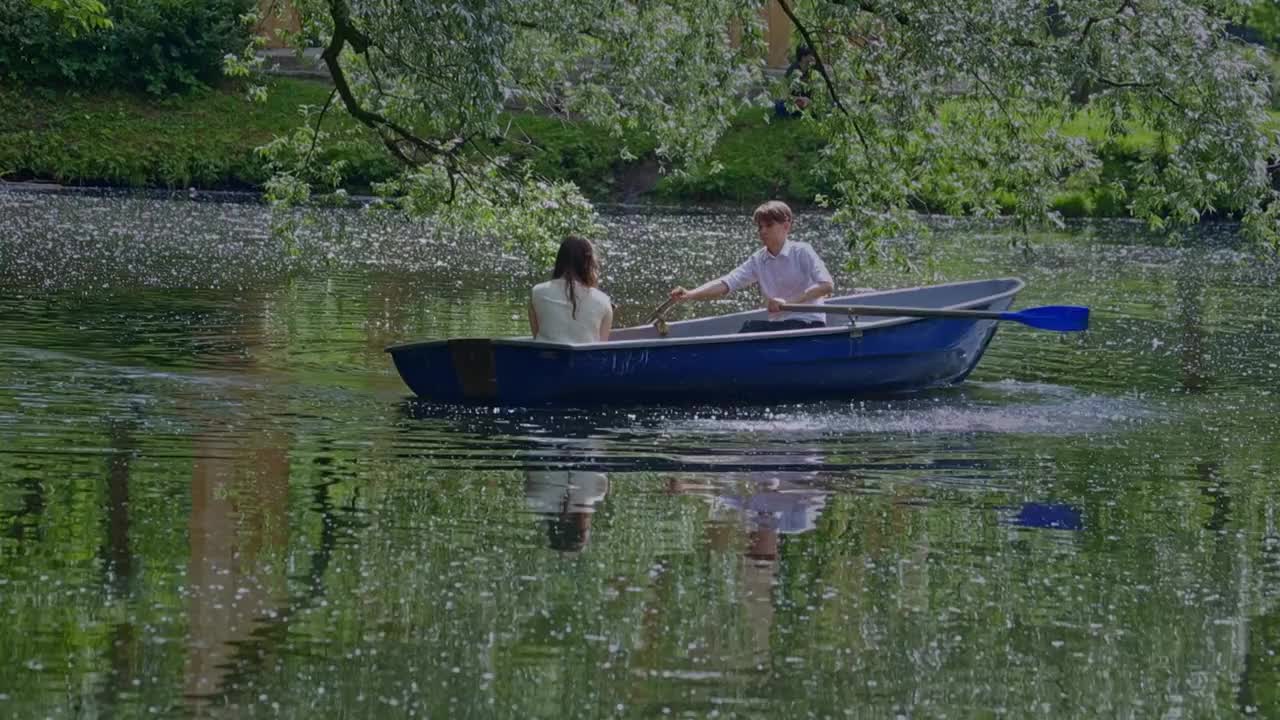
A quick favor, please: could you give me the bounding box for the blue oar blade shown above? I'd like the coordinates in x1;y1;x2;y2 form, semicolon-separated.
1001;305;1090;332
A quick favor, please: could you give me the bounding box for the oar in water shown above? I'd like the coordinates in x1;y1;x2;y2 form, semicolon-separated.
780;303;1090;332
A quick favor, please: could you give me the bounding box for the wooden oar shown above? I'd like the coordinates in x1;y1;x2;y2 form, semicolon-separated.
781;302;1090;332
645;297;679;337
645;297;678;324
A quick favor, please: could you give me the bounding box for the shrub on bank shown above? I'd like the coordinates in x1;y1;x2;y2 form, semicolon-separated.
1;82;296;188
0;0;251;95
652;113;828;205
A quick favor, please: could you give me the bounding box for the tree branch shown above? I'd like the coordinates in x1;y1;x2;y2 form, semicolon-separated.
1095;75;1185;110
969;70;1017;133
846;0;910;28
321;0;449;162
1079;0;1135;43
512;19;604;41
302;88;339;171
1095;77;1152;90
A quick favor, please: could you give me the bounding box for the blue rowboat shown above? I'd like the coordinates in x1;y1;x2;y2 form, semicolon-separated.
387;277;1024;404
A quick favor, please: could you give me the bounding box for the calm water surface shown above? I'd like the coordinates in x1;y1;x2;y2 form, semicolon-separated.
1;191;1279;718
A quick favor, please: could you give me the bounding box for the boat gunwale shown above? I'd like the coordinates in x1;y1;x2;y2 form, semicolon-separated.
385;277;1025;354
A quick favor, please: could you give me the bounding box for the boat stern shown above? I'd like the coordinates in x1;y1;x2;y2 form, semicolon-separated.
386;339;497;403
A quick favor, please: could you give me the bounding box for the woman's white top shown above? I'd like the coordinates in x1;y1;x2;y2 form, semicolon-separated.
531;278;612;344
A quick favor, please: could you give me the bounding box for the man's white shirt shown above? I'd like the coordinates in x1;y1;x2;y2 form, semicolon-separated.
719;240;833;324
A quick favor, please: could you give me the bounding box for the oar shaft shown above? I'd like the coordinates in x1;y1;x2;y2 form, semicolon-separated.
646;297;679;324
781;303;1006;320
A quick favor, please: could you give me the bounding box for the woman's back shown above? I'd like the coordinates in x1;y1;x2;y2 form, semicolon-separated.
531;278;612;344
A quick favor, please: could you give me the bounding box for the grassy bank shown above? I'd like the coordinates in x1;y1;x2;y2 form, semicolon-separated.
0;78;1174;218
0;80;376;190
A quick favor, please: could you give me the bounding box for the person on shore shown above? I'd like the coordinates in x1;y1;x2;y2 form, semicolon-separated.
668;201;833;333
774;45;817;118
529;236;613;343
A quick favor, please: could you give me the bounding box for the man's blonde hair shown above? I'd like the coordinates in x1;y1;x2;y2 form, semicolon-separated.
752;200;793;226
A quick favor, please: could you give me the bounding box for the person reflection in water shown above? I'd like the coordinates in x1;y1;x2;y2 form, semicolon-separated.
525;469;610;552
667;471;829;665
668;472;830;559
724;475;827;560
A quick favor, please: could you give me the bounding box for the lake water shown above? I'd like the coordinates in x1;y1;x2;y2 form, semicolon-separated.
1;190;1278;718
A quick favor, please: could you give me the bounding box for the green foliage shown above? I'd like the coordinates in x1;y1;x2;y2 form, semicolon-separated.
1267;54;1280;111
654;110;829;204
29;0;112;35
4;78;1264;229
251;0;766;268
0;0;252;95
245;0;1280;266
0;80;368;188
1247;1;1280;45
498;115;658;200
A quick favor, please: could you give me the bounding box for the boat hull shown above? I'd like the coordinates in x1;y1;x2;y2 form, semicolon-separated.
387;278;1023;405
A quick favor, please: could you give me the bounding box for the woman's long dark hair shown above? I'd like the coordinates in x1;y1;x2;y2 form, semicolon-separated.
551;235;599;318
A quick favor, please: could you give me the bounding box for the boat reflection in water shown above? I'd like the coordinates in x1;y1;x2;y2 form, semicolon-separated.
1005;502;1084;531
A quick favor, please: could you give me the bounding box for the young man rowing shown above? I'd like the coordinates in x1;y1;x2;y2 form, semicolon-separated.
669;201;834;333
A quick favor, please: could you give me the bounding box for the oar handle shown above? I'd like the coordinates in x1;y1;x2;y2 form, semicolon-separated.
781;303;1007;320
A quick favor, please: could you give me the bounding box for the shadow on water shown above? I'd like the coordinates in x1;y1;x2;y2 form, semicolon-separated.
394;378;1156;473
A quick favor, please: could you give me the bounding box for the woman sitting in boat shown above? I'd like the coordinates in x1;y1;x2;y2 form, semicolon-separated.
529;235;614;343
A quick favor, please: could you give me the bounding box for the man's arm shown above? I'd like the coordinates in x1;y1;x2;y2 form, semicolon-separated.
670;278;731;303
766;245;834;312
767;281;833;313
795;281;834;303
673;255;756;303
528;300;539;337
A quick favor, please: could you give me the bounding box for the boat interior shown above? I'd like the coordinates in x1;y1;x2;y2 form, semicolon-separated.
386;278;1023;352
605;277;1023;343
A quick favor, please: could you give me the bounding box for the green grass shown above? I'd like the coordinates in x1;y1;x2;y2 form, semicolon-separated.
653;112;829;204
0;80;343;188
2;78;1268;221
497;114;657;199
0;80;662;196
0;79;827;203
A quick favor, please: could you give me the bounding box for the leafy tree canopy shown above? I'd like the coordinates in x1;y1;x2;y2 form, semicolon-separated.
29;0;111;34
240;0;1280;264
